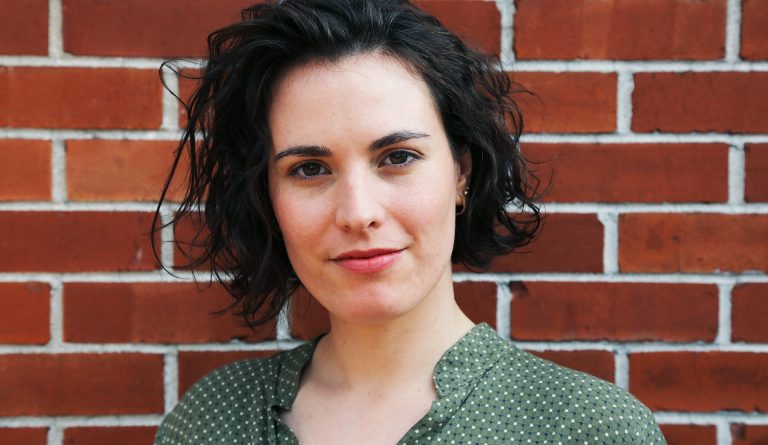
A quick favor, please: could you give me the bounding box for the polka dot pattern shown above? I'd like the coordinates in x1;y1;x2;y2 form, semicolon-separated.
155;323;667;444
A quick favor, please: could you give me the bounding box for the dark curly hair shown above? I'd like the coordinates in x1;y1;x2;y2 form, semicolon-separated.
152;0;541;329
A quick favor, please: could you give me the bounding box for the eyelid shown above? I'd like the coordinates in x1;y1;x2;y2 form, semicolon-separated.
380;148;422;167
288;160;331;179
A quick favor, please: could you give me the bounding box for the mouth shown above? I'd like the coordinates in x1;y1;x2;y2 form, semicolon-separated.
332;248;405;273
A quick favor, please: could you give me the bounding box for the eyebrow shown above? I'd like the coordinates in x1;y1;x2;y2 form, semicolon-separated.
273;130;430;162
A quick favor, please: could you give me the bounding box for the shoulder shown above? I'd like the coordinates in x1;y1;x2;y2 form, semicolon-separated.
494;344;667;444
154;344;311;445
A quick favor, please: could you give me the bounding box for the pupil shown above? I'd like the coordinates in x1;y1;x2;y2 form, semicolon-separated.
391;153;407;164
302;164;320;175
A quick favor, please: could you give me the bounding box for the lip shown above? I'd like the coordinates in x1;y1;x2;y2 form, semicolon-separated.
332;248;404;273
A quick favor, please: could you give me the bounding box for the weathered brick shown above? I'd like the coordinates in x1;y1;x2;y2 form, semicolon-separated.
414;0;501;55
484;213;603;273
732;424;768;445
741;0;768;60
0;282;50;344
64;282;276;343
178;350;275;396
732;284;768;343
63;0;250;57
0;428;47;445
660;424;717;445
528;350;615;383
0;212;157;272
630;352;768;412
67;140;185;202
633;72;768;133
63;427;157;445
0;139;51;201
510;282;717;341
454;281;497;328
523;143;728;203
0;67;162;129
514;0;725;60
512;72;616;133
745;144;768;202
619;213;768;273
0;353;163;415
0;0;47;55
290;289;330;340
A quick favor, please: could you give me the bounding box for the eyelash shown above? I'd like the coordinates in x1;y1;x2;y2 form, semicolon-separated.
288;150;422;180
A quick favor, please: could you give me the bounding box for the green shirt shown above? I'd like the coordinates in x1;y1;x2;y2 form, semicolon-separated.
155;323;666;444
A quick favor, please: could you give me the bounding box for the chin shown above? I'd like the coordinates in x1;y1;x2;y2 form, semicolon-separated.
328;287;423;325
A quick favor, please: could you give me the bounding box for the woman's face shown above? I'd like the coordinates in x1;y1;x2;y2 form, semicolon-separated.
268;52;470;325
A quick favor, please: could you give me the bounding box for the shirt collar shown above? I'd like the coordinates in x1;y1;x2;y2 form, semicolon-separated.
270;322;507;409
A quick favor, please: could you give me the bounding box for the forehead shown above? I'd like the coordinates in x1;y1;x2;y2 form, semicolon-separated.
268;52;443;149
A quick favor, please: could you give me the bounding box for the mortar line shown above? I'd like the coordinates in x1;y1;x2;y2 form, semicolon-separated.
728;143;746;204
496;282;512;339
47;425;62;445
614;347;629;390
48;0;63;58
597;212;619;274
50;138;66;203
725;0;743;62
615;71;634;134
49;277;64;346
717;417;733;445
716;282;734;345
163;350;179;413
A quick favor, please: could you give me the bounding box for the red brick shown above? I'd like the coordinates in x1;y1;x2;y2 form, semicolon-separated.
619;213;768;273
742;0;768;60
0;353;163;415
514;0;725;60
660;424;717;445
528;350;614;383
290;288;330;340
510;282;717;341
732;284;768;343
177;69;201;128
172;212;210;269
0;140;51;201
63;0;251;57
745;144;768;202
179;350;275;396
523;143;728;203
0;212;157;272
0;282;50;344
0;428;47;445
414;0;501;55
67;140;186;202
454;281;497;328
0;0;47;55
63;427;157;445
0;67;162;129
732;424;768;445
485;213;603;273
629;352;768;412
633;72;768;133
512;72;616;133
63;282;276;343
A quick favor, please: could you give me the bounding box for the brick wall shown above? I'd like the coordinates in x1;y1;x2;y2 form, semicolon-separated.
1;1;766;444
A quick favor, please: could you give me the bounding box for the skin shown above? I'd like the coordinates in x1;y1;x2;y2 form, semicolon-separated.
268;52;475;445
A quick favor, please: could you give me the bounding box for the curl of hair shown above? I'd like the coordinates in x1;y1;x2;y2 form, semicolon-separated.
152;0;542;329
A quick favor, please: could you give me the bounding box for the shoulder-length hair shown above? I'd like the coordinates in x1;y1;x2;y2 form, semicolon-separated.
152;0;541;328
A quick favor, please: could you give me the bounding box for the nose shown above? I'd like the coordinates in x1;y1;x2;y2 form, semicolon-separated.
334;168;385;232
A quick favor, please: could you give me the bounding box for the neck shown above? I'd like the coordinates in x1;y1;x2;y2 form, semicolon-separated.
309;269;475;392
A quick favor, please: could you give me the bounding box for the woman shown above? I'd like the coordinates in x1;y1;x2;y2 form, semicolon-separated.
153;1;666;444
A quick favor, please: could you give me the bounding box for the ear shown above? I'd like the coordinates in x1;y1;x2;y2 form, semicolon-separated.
455;151;472;204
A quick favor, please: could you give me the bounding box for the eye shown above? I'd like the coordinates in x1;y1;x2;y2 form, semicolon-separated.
381;150;420;167
289;162;329;179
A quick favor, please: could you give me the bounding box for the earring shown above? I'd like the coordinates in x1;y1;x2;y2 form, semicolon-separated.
456;186;469;216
